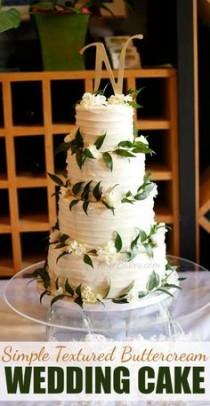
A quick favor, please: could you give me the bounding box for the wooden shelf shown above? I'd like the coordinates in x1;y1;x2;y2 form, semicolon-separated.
156;207;174;224
0;69;179;275
136;119;171;130
149;164;172;181
16;173;47;188
0;179;8;188
0;259;14;276
18;214;49;232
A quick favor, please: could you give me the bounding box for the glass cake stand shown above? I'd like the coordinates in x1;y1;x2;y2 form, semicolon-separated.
4;256;210;341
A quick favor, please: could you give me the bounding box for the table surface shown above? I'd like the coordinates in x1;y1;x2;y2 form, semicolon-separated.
1;273;210;406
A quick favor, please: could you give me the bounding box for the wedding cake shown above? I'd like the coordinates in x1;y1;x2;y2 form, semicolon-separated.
43;90;177;306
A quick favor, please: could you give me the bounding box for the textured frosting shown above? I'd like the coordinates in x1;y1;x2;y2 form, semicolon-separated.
48;229;167;299
67;152;145;195
76;104;134;151
58;193;156;247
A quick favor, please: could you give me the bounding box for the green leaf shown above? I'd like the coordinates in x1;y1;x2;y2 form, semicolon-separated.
48;173;64;186
50;294;65;307
121;197;134;204
65;279;74;296
125;250;136;261
72;181;84;195
94;133;106;150
135;183;154;200
156;287;174;297
132;141;153;155
139;230;148;243
83;200;90;215
114;149;135;157
84;148;95;159
32;266;50;289
55;277;59;290
102;152;113;171
59;234;69;243
74;296;83;308
88;249;97;255
117;280;135;298
146;271;160;291
114;232;122;252
117;140;133;148
69;199;79;210
112;297;129;304
83;254;94;268
73;128;84;149
0;8;21;33
40;290;50;304
92;182;102;201
81;180;92;201
131;232;140;250
164;283;181;290
138;291;147;298
76;150;85;169
55;243;66;249
56;251;70;264
101;200;115;215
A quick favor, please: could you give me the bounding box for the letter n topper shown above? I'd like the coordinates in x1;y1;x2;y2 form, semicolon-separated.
80;35;143;95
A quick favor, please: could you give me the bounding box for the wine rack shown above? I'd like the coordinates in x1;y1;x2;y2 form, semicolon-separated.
0;69;179;275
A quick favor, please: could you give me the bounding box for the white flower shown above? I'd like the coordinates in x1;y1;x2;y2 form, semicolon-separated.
55;287;64;296
108;93;127;105
151;183;158;198
135;135;148;144
102;186;121;208
124;94;133;103
97;240;118;264
150;223;166;247
49;229;60;244
80;92;107;107
81;285;98;304
68;240;86;256
86;144;101;159
94;94;107;106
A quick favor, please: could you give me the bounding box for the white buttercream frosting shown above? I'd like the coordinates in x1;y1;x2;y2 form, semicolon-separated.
48;226;167;299
47;92;172;301
58;194;156;247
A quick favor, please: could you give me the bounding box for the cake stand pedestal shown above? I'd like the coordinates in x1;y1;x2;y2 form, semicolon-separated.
4;256;210;341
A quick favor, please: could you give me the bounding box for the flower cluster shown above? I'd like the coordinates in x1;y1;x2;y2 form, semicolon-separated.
149;222;166;247
80;93;107;107
102;185;122;208
67;240;87;256
97;240;118;264
108;93;133;105
79;92;134;108
81;285;103;304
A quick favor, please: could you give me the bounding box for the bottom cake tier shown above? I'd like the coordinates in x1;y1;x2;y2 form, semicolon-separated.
46;223;177;303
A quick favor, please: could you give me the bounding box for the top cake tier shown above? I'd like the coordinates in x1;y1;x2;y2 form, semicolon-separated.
75;102;134;151
64;93;152;195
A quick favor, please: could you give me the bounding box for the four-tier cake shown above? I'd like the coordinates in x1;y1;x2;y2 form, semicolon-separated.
45;91;176;305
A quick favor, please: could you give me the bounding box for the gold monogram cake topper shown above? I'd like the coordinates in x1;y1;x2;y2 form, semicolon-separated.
80;35;143;95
